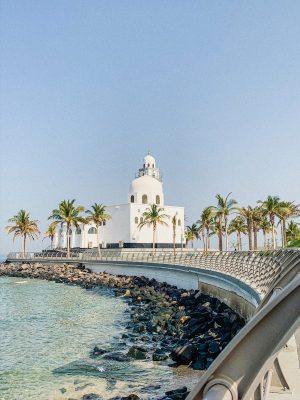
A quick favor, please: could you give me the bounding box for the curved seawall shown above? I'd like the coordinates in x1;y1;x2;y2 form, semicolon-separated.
85;260;259;319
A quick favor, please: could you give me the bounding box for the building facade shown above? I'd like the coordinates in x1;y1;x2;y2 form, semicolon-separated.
54;154;185;249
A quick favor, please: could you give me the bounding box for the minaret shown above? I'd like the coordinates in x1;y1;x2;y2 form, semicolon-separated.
137;154;161;181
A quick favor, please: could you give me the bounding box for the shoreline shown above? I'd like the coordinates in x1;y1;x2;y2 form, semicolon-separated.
0;262;245;400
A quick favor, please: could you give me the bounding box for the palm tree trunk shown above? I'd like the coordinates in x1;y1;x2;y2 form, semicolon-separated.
96;223;100;256
253;225;258;250
173;225;176;256
51;237;53;250
207;228;210;251
263;232;267;250
271;223;276;249
66;223;70;258
202;228;206;254
22;235;26;257
281;219;286;247
224;218;229;252
218;217;223;252
247;220;253;251
153;224;156;254
237;232;241;251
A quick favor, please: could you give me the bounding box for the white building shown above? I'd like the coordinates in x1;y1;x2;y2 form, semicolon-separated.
54;154;185;249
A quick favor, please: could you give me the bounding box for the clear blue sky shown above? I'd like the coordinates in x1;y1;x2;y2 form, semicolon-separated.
1;1;300;254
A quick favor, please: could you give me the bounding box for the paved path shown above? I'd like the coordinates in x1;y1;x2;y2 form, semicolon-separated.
270;331;300;399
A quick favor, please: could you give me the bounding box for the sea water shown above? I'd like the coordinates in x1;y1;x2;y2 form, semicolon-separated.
0;277;201;400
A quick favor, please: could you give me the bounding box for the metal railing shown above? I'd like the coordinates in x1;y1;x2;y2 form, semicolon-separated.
6;248;300;298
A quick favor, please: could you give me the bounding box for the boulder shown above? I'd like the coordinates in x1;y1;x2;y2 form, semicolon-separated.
127;346;147;360
170;345;197;365
152;350;168;361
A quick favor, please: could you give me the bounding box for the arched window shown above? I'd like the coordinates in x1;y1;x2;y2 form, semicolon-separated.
147;163;150;167
152;164;154;168
142;194;148;204
156;195;160;205
103;220;106;226
134;217;138;224
68;229;72;235
140;217;143;223
76;227;81;234
99;221;102;226
178;219;181;226
88;227;97;234
130;195;134;203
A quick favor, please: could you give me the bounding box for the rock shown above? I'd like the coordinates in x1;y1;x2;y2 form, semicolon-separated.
179;315;191;324
152;349;168;361
127;346;147;360
90;346;108;358
120;395;140;400
170;345;197;364
81;395;102;400
102;351;131;362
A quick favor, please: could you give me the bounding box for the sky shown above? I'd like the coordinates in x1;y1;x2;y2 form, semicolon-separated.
1;1;300;254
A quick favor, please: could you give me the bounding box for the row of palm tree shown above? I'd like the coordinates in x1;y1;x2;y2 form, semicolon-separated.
6;195;300;257
6;200;111;257
185;194;300;252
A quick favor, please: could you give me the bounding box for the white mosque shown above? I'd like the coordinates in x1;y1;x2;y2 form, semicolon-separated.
54;154;185;249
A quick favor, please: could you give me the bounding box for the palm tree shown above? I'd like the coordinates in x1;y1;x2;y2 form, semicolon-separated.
138;204;169;253
238;206;254;251
185;228;195;249
85;203;112;255
6;210;40;257
43;224;57;250
277;201;300;247
48;199;86;258
259;218;271;250
228;216;247;251
197;207;213;254
286;220;300;243
252;207;263;250
171;213;177;256
211;193;237;252
258;196;285;249
185;224;199;249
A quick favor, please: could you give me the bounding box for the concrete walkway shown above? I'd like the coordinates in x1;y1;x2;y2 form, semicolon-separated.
270;331;300;399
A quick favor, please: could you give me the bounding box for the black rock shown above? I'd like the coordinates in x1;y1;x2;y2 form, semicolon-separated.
152;350;168;361
170;345;197;364
127;346;147;360
81;394;102;400
103;352;131;362
90;346;108;358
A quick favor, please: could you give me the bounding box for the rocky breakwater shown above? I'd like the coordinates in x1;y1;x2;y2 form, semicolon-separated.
0;262;245;400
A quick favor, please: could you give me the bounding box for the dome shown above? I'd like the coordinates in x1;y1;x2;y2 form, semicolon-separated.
129;175;164;205
144;154;156;168
130;175;162;193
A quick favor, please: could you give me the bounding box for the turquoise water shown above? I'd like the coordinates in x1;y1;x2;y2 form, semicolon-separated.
0;277;201;400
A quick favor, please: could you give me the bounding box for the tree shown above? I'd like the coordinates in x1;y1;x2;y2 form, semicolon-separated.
171;213;178;256
277;202;300;247
197;207;213;254
252;207;263;250
258;196;286;249
138;204;169;253
85;203;112;255
43;224;57;250
286;220;300;243
238;206;254;251
228;216;247;251
48;199;86;258
259;218;271;250
185;224;199;249
211;193;237;252
6;210;40;257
